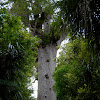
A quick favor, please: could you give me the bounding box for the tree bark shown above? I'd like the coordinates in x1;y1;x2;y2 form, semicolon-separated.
37;44;57;100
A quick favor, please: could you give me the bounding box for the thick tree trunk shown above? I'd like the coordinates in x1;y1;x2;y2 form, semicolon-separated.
37;44;57;100
30;12;66;100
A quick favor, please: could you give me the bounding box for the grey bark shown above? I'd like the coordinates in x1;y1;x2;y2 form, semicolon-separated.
37;36;66;100
37;44;57;100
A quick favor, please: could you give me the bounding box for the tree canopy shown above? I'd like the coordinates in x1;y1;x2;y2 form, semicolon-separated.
0;0;100;99
0;8;39;100
53;36;100;100
53;0;100;99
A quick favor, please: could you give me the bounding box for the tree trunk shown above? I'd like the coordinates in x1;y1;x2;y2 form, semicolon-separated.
31;12;66;100
37;43;57;100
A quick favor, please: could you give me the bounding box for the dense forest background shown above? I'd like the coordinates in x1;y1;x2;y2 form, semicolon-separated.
0;0;100;100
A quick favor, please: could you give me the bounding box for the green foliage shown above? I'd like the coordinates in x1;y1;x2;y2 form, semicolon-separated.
9;0;31;26
42;32;51;47
41;31;60;47
41;15;65;47
53;0;100;99
50;15;63;36
54;0;100;56
0;8;39;100
53;36;100;100
5;0;100;99
9;0;57;47
9;0;54;26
